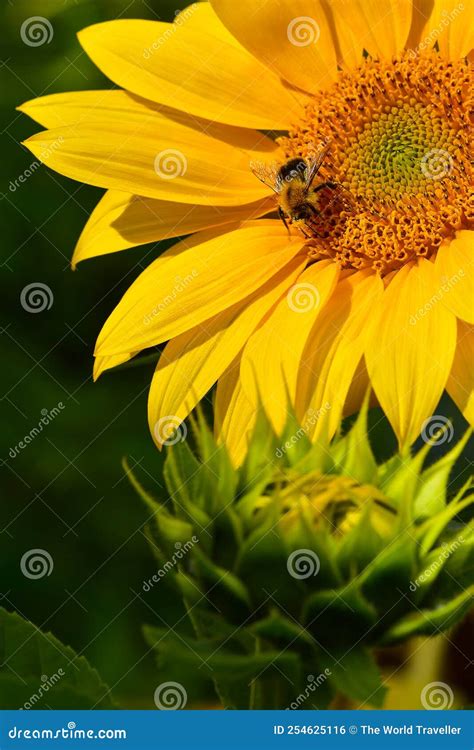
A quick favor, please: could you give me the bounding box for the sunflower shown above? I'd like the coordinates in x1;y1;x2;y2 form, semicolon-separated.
20;0;473;465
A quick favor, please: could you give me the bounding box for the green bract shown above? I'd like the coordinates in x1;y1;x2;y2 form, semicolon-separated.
130;404;473;710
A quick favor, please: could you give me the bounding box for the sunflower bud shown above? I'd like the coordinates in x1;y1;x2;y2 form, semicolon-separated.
131;403;473;710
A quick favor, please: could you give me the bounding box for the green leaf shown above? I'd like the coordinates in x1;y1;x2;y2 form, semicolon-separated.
238;410;279;494
377;444;428;520
144;626;302;709
413;526;470;597
303;588;377;646
277;411;313;467
331;393;377;483
122;457;164;517
327;646;387;708
436;527;474;594
291;438;332;476
414;430;472;516
164;441;211;526
188;610;254;651
380;585;474;645
191;547;251;608
336;505;387;577
0;609;115;709
157;513;195;546
358;535;417;613
190;410;238;513
248;609;314;647
418;489;474;556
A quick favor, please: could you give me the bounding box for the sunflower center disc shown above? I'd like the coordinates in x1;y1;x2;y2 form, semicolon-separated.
279;53;473;274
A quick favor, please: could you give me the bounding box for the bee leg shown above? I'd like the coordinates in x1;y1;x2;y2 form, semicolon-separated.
299;225;312;239
306;203;322;217
278;206;291;236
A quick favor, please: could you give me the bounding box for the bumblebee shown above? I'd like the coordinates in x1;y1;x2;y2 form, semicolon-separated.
250;143;337;235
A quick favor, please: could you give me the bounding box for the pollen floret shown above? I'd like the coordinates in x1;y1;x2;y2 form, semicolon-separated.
279;54;473;273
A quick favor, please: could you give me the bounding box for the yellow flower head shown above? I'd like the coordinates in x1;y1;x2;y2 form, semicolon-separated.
20;0;473;465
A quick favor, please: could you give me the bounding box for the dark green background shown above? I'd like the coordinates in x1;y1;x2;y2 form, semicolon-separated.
1;0;472;710
1;0;200;709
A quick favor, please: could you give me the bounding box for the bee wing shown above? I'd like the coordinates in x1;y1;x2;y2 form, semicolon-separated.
304;142;331;188
249;161;280;193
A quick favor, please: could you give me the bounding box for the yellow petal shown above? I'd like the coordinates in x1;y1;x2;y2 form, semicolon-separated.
176;2;236;40
365;260;457;450
211;0;338;94
408;0;473;58
447;320;474;425
330;0;413;68
182;0;323;108
93;351;135;380
148;255;306;446
73;190;274;266
19;89;278;161
215;357;256;468
21;99;276;206
95;221;306;356
18;89;167;128
296;271;384;440
240;260;340;434
77;16;304;129
435;231;474;324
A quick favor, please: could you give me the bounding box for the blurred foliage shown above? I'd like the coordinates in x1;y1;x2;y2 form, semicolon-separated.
0;0;472;710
